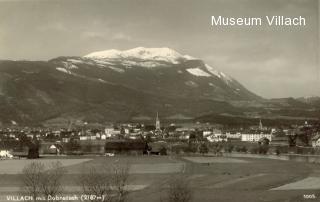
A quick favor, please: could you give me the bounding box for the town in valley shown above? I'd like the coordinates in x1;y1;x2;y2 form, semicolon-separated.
1;114;319;159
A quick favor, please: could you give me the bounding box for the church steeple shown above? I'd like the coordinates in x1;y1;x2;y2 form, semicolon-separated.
156;112;160;131
259;119;263;130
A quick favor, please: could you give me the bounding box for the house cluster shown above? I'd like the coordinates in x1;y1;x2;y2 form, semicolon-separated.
203;120;320;148
1;116;320;158
203;129;272;143
202;120;273;143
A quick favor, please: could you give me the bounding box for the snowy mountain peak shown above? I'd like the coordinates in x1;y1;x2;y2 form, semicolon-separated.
84;49;122;59
82;47;232;83
84;47;191;63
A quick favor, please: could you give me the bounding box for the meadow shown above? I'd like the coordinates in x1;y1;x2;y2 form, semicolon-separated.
0;155;320;202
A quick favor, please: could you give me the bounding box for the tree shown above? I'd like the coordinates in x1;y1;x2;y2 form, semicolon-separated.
84;141;93;153
258;138;270;146
297;126;313;146
18;133;31;149
21;162;45;201
27;142;39;159
258;145;269;154
159;147;167;155
145;133;153;143
210;143;222;156
258;138;270;154
112;163;130;202
162;174;193;202
185;143;197;154
21;161;66;202
188;133;196;142
144;125;156;131
275;146;281;155
199;144;208;155
78;166;113;202
41;161;66;201
249;146;259;154
78;162;130;202
240;146;248;153
65;139;81;152
226;144;234;153
288;135;297;147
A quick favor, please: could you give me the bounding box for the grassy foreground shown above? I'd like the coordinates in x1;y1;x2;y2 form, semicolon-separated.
0;155;319;202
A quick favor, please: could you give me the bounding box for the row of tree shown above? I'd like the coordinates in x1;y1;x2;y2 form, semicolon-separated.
21;161;193;202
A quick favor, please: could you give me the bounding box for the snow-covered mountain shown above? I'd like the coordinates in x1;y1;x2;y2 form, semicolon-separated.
52;47;261;102
0;47;263;125
57;47;233;85
84;47;189;64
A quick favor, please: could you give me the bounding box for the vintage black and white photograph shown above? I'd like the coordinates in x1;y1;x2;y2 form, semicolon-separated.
0;0;319;201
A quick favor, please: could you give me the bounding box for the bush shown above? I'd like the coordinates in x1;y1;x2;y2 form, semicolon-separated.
234;146;241;152
259;145;269;154
199;144;209;155
162;175;192;202
249;145;269;155
238;146;248;153
159;147;167;155
249;146;259;154
226;144;234;153
65;140;80;152
171;144;188;155
183;143;197;154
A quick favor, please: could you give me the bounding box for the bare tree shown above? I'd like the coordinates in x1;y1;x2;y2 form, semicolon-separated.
21;162;45;202
111;163;130;202
21;161;66;202
41;161;67;201
78;166;113;202
162;174;193;202
78;161;130;202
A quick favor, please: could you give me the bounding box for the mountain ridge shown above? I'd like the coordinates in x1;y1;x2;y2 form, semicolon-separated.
0;47;317;126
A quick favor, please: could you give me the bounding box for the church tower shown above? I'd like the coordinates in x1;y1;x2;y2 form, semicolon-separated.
156;112;161;131
259;119;263;130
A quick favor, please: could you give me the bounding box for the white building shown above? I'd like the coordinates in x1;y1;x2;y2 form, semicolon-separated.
124;128;130;134
312;134;320;147
206;133;227;142
241;132;272;142
203;130;212;136
226;132;241;139
179;133;190;140
105;128;114;137
101;134;107;140
80;136;88;141
105;128;121;137
0;150;13;159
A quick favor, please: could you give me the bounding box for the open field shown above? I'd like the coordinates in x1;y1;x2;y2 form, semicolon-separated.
0;158;92;174
1;155;320;202
130;163;184;174
272;177;320;190
183;156;248;164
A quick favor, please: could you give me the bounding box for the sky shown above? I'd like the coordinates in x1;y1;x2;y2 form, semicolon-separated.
0;0;319;98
